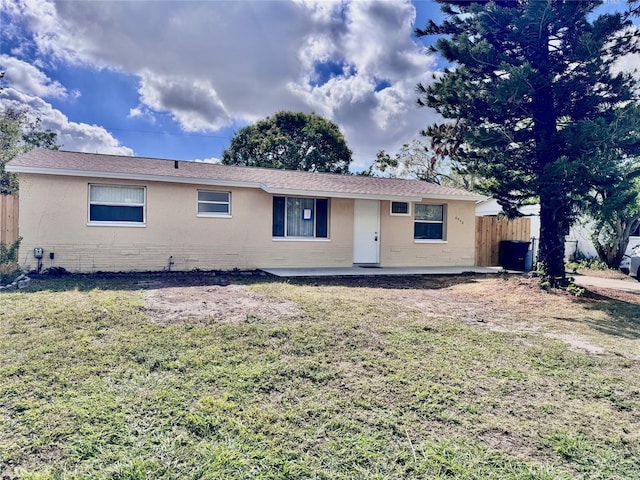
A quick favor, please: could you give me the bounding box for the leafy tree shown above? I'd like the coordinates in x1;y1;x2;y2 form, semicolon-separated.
361;149;399;177
585;156;640;268
0;109;59;194
417;0;640;286
574;101;640;268
222;111;352;174
363;138;481;191
1;73;59;194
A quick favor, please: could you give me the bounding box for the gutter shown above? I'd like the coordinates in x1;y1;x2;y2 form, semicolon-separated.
6;164;486;202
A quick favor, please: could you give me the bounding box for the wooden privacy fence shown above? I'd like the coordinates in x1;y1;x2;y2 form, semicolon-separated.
1;194;19;245
475;216;531;267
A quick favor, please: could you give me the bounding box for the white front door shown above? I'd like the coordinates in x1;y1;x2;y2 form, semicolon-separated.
353;199;380;264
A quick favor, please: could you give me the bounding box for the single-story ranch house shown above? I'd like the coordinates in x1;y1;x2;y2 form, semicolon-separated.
7;149;484;273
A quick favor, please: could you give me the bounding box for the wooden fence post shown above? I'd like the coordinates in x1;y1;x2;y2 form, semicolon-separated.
0;194;19;245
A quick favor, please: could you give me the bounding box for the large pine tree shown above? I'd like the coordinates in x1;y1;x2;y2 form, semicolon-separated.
418;0;640;285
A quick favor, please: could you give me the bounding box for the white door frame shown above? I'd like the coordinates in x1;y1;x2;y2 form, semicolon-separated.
353;199;380;264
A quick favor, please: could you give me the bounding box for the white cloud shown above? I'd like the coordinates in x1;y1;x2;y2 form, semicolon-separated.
0;54;68;98
4;0;441;169
137;71;231;131
128;107;143;119
1;88;134;156
611;26;640;80
193;157;221;164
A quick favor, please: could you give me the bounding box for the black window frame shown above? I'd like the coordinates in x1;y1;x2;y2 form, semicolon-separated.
272;196;329;239
390;201;410;216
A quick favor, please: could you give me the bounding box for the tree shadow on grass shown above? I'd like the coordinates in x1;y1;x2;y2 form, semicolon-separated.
286;273;485;290
5;271;253;293
7;270;488;294
568;289;640;339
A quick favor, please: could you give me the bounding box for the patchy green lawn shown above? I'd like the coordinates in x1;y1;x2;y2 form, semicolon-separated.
1;274;639;479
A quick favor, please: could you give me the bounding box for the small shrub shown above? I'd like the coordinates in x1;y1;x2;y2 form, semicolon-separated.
0;237;22;285
566;258;609;273
0;266;23;286
529;261;545;277
41;266;69;276
566;283;586;297
0;236;21;266
565;261;579;274
539;280;552;291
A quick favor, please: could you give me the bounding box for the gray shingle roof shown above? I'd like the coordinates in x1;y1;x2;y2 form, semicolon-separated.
8;149;484;201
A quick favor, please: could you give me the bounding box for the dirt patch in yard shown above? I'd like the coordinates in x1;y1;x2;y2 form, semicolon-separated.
132;273;638;357
144;284;301;324
363;276;640;358
477;427;539;458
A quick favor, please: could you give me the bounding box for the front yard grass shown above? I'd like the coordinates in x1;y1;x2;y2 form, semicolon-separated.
1;274;639;479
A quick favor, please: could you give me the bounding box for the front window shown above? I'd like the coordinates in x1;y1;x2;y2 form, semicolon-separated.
197;190;230;216
414;203;445;240
89;184;145;225
273;196;329;238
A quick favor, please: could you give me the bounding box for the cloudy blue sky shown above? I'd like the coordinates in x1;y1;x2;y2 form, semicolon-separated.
0;0;636;171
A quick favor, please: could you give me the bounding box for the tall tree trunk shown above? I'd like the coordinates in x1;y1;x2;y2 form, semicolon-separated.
538;179;569;286
530;25;567;287
533;113;567;284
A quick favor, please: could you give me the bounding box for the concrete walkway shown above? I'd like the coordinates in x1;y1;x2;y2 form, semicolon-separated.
572;275;640;293
262;266;505;277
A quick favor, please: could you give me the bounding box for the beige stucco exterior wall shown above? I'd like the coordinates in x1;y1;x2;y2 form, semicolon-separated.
17;174;354;272
16;174;476;272
379;199;476;267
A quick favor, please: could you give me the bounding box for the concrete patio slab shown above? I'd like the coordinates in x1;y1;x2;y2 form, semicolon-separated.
261;266;506;278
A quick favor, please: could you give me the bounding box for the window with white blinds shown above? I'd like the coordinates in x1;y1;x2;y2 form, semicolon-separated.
89;185;146;224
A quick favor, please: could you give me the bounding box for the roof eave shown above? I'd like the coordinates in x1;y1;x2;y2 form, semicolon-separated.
262;186;424;202
5;165;265;190
265;187;484;202
7;165;486;202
